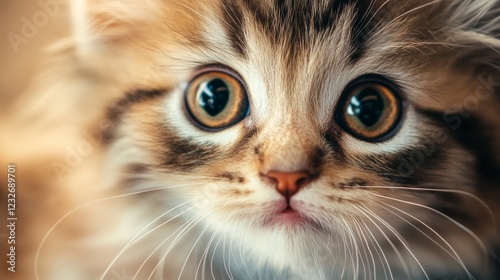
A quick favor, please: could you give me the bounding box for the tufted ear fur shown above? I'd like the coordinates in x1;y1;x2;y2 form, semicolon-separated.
70;0;163;59
67;0;212;86
450;1;500;73
446;0;500;176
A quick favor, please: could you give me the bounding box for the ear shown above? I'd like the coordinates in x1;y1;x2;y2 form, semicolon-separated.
70;0;162;59
448;1;500;169
451;1;500;74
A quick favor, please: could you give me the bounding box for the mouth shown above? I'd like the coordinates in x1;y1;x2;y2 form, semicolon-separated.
260;201;327;233
265;204;307;227
277;207;302;222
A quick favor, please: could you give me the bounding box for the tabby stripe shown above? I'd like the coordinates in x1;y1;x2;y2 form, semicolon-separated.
157;129;221;172
221;0;247;58
415;107;500;183
103;89;168;143
240;0;360;42
350;2;372;63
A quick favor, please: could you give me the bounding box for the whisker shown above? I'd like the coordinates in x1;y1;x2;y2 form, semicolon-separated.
146;213;207;280
353;220;369;280
360;204;430;280
210;234;225;280
372;193;489;256
34;182;206;280
363;185;496;226
197;230;217;280
341;218;360;279
353;219;376;280
134;213;200;280
352;204;411;279
238;228;254;280
359;219;394;280
324;239;335;278
99;199;196;280
177;218;213;280
378;202;474;280
371;0;443;39
355;0;390;39
222;230;235;280
338;218;349;279
227;228;241;279
357;0;378;29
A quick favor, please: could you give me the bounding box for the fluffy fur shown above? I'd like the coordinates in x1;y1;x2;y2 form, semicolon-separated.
1;0;500;279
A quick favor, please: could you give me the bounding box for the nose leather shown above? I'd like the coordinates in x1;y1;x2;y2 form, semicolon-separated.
265;171;311;199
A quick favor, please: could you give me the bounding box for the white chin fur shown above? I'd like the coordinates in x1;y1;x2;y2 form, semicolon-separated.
213;221;337;278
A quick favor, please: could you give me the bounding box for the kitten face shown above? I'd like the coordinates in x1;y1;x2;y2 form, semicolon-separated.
93;1;495;277
54;0;500;278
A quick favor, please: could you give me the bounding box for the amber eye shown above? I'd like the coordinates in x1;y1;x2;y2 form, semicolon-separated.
185;70;249;130
336;76;403;142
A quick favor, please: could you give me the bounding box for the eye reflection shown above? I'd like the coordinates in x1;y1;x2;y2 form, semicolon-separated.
337;76;403;142
346;88;384;127
198;78;230;117
185;70;249;130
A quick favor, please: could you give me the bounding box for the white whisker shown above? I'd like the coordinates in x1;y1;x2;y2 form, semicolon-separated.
372;193;488;256
100;199;195;280
134;213;200;280
210;234;225;280
34;182;206;280
147;213;207;280
353;219;376;280
363;185;496;226
177;217;213;280
371;0;443;39
378;202;474;280
352;204;411;279
360;204;429;280
359;219;393;280
197;230;217;280
222;230;235;280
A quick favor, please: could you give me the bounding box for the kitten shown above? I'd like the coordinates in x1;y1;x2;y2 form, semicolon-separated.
1;0;500;279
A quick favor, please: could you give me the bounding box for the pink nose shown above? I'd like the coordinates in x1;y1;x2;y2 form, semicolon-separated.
265;171;311;199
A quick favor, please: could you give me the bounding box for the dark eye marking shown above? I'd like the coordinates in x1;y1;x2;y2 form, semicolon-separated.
321;131;346;163
154;128;221;172
309;147;328;173
104;88;168;143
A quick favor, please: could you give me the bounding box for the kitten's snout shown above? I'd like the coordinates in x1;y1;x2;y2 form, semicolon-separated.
265;171;312;200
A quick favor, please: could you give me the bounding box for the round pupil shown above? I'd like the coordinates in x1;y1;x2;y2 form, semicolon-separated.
198;78;230;116
346;87;384;127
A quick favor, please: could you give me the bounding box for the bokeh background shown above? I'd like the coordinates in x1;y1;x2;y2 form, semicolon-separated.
1;0;69;107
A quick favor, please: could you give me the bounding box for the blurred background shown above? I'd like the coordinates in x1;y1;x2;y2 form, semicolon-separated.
0;0;69;108
1;3;71;278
